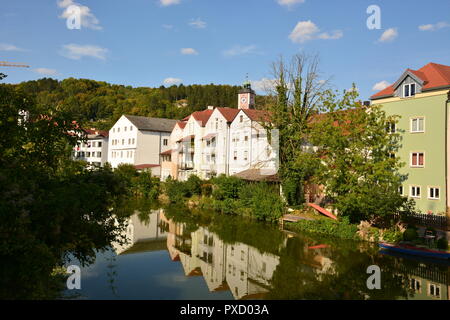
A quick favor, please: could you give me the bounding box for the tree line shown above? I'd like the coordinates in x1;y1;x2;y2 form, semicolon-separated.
7;78;249;130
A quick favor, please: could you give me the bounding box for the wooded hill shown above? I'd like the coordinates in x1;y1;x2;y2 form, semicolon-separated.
9;77;270;130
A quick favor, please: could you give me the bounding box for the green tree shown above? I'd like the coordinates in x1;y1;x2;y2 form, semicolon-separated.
309;88;408;224
0;85;129;299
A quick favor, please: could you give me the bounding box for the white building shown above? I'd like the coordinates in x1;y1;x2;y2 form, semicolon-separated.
168;82;279;180
108;115;177;177
73;128;109;168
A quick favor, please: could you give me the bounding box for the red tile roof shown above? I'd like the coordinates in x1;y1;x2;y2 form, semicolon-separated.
371;62;450;99
160;149;173;155
176;121;187;129
242;109;271;122
183;109;214;127
216;107;240;122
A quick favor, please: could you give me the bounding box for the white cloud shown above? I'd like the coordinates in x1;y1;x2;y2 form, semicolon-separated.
189;18;206;29
160;0;181;6
289;21;343;43
250;78;277;92
57;0;102;30
379;28;398;43
372;80;390;91
277;0;305;7
181;48;198;55
60;44;108;60
163;77;183;85
0;43;25;51
419;22;450;31
223;45;259;57
34;68;58;76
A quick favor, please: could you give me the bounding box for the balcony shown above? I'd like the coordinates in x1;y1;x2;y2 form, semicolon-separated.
179;162;194;170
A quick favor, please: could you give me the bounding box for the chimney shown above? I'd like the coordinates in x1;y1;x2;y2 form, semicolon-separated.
207;106;215;110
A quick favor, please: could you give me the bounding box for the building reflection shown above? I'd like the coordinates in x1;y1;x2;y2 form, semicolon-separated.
112;210;450;300
112;210;167;255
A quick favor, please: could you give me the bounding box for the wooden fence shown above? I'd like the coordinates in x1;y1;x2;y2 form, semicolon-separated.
396;212;448;230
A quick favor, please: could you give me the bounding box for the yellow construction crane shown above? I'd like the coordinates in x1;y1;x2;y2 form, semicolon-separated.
0;61;30;68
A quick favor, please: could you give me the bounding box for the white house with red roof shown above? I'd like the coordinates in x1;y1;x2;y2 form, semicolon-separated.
167;82;279;181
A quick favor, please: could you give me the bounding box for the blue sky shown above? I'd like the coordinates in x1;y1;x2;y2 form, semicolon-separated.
1;0;450;100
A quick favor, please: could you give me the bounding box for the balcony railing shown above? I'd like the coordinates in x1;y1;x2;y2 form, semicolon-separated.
179;162;194;170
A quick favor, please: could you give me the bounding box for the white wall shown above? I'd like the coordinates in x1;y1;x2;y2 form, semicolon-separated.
228;110;279;175
108;116;138;168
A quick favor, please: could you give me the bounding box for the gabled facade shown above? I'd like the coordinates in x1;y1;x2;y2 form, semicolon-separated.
228;109;279;175
108;115;177;177
167;82;279;181
371;62;450;216
73;128;109;168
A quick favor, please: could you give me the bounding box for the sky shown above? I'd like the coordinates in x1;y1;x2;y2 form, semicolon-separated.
1;0;450;100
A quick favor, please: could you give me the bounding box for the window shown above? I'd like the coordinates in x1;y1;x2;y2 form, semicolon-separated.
410;186;421;198
429;187;440;200
98;142;102;147
130;126;133;131
429;283;441;299
240;115;243;123
389;153;395;159
386;122;396;133
117;127;120;133
86;152;91;157
241;250;245;261
404;83;416;98
410;279;421;292
244;151;248;161
97;152;101;158
411;117;424;133
128;138;131;144
411;152;424;167
244;136;248;142
113;128;115;133
163;139;168;146
256;132;260;139
234;151;237;161
122;139;125;145
399;186;404;196
132;138;135;144
124;126;127;132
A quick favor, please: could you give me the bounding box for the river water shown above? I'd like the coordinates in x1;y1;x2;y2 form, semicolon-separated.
65;206;450;300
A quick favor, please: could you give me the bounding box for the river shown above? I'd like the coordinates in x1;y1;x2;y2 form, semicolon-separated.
65;205;450;300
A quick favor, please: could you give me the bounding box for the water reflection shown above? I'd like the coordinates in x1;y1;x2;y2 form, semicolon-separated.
103;207;450;300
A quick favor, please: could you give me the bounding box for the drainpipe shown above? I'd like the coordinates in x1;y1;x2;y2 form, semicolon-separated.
446;90;450;232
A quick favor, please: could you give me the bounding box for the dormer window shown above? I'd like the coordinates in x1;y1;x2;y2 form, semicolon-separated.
403;83;416;98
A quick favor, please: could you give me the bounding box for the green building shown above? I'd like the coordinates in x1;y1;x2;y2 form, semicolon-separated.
371;62;450;218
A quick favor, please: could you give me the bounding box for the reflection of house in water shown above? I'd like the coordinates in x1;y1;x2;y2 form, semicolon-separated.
112;209;167;255
402;262;450;300
161;212;281;299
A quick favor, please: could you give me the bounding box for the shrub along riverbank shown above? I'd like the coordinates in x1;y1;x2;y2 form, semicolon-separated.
162;174;285;223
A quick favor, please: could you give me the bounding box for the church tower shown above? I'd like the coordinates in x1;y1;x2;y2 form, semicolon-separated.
238;80;255;110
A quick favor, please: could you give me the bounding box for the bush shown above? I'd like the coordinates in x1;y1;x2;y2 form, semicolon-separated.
437;238;449;251
185;175;202;197
242;183;284;222
287;217;359;240
382;229;403;243
211;175;244;200
403;228;418;242
201;183;213;197
164;179;187;203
